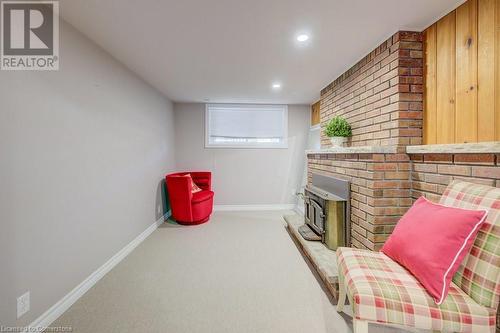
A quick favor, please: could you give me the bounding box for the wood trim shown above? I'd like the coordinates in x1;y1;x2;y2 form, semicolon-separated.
311;101;321;126
424;24;438;144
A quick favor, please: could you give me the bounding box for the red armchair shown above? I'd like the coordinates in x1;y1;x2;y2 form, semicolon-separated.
165;171;214;225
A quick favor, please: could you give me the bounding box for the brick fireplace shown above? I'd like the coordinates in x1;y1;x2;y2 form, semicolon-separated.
308;31;423;251
308;152;411;250
307;31;500;251
319;31;424;148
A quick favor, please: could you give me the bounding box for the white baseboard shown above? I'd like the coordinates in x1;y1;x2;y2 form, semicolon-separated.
213;204;296;211
27;212;170;332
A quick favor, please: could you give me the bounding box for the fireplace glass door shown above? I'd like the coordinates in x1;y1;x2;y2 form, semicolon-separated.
305;190;325;235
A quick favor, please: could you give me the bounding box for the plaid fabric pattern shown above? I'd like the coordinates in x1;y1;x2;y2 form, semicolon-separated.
439;180;500;310
337;247;497;332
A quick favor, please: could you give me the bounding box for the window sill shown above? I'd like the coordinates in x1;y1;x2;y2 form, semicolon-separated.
205;144;288;149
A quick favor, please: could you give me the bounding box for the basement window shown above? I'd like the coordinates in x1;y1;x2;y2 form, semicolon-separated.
205;104;288;148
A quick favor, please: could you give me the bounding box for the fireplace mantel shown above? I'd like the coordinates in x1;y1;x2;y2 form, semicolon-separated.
406;142;500;154
306;145;398;155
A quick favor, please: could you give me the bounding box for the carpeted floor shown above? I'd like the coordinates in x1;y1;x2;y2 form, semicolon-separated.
51;211;416;333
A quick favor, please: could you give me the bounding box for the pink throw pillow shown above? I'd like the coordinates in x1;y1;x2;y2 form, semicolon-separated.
181;174;202;193
381;196;487;304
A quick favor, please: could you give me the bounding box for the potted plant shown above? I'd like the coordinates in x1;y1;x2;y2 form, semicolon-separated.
324;116;352;147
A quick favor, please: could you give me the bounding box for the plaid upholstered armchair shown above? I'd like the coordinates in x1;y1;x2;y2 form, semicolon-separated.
336;181;500;333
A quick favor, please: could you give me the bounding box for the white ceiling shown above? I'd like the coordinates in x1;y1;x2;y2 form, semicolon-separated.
59;0;464;105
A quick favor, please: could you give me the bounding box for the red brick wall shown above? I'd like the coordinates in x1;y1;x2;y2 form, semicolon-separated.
410;153;500;201
320;31;423;148
307;153;412;251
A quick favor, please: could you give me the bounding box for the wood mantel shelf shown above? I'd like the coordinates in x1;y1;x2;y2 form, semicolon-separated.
306;145;398;155
406;142;500;154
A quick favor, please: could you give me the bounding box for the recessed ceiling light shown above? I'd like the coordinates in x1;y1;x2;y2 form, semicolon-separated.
272;83;281;89
296;34;309;42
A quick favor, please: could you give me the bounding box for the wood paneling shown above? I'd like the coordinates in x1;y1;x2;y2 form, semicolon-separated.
496;0;500;140
311;101;320;126
456;0;478;143
424;25;438;144
478;0;496;141
424;0;500;144
436;12;457;144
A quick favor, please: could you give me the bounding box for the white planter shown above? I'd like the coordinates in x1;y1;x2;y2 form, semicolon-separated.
330;136;348;147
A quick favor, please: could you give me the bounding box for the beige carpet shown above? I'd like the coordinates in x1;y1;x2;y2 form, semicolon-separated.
51;211;416;333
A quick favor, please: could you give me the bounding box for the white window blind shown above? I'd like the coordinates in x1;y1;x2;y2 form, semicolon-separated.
205;104;288;148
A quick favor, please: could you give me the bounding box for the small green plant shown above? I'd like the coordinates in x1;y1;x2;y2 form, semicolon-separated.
324;116;352;137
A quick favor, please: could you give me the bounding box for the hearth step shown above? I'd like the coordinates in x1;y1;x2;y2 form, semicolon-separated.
283;214;339;299
298;224;322;241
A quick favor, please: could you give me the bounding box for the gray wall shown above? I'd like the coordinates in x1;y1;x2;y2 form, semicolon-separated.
174;103;309;206
0;21;176;326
